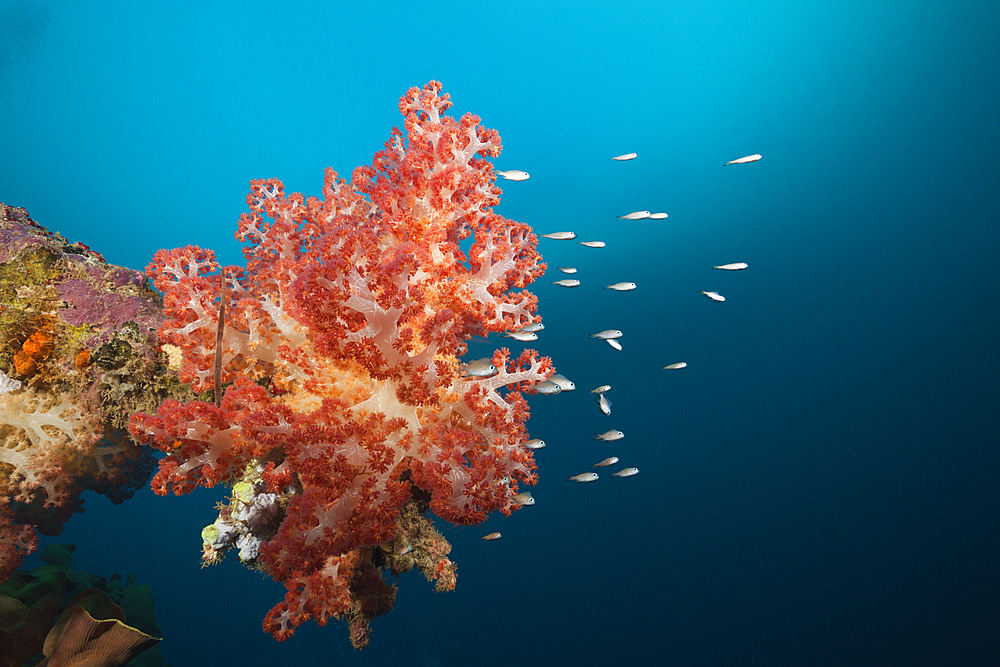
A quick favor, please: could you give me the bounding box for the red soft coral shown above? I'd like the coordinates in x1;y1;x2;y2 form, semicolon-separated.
130;82;554;643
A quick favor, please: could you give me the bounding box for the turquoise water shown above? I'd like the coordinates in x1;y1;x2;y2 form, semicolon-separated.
2;1;998;665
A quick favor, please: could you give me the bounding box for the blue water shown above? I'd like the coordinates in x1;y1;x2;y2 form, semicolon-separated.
2;1;998;665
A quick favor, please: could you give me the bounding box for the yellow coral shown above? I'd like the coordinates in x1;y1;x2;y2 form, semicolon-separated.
160;344;183;371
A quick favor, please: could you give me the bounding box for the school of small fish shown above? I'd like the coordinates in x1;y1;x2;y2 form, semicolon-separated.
481;150;758;541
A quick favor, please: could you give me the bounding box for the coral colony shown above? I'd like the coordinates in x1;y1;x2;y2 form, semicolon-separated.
0;82;551;649
0;204;161;583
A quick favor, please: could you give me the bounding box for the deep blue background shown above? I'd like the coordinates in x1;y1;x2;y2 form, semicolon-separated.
2;1;998;665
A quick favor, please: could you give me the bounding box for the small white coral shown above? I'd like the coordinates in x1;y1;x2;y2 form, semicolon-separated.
0;370;21;394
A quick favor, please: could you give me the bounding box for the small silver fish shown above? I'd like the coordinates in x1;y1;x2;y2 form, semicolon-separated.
713;262;748;271
701;291;726;302
542;231;576;240
568;472;599;482
648;212;669;220
618;211;650;220
556;266;578;274
606;339;622;351
578;241;606;248
605;282;637;291
552;279;581;287
511;491;535;505
590;330;623;339
521;439;546;449
612;467;640;477
662;362;687;370
481;532;502;540
460;358;498;377
593;457;619;468
534;380;563;395
397;544;413;555
590;385;611;394
505;331;538;341
598;393;611;415
496;169;530;180
517;322;545;333
594;429;624;441
549;374;576;391
611;153;637;161
724;154;762;166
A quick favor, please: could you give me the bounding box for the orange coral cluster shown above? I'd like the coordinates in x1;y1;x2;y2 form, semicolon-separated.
74;350;91;372
12;330;53;377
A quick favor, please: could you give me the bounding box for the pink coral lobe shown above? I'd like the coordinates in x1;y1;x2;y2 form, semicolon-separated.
0;504;39;581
